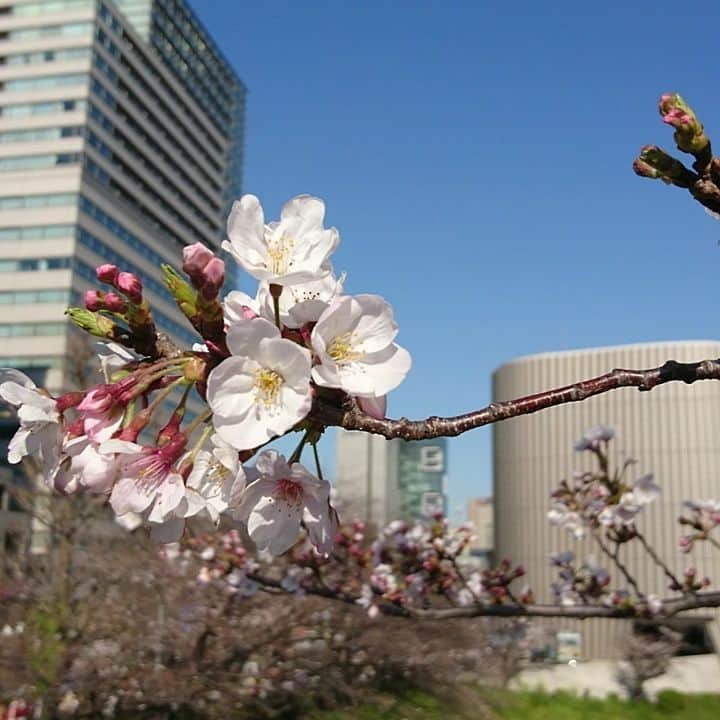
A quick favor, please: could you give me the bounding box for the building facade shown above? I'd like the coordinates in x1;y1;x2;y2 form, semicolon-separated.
0;0;245;394
0;0;245;556
335;430;447;529
493;340;720;660
467;496;493;562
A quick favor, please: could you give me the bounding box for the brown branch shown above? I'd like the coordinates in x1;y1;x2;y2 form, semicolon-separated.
309;358;720;440
247;571;720;621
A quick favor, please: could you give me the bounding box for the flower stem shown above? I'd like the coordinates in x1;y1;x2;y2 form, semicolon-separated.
312;441;324;481
269;283;283;330
289;431;309;464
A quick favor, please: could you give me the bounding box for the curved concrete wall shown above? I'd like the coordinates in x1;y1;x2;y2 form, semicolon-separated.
493;341;720;659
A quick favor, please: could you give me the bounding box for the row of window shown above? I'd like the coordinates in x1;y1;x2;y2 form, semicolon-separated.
3;73;87;92
0;289;70;304
84;134;213;246
0;126;83;143
92;39;223;176
0;193;76;210
9;0;93;16
0;257;71;272
0;99;86;118
90;73;221;196
79;195;176;271
3;47;92;66
0;224;73;241
87;105;219;231
96;6;227;154
89;80;221;209
0;153;80;170
0;322;66;337
6;22;92;40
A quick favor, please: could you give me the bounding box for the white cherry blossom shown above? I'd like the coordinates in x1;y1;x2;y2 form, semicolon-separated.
311;294;411;397
0;369;61;481
182;434;246;523
225;268;345;330
207;317;313;451
223;194;339;286
234;450;334;556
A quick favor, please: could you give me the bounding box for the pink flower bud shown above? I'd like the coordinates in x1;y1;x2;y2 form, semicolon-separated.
201;256;225;300
182;242;214;279
84;289;103;311
96;263;119;284
103;291;127;313
116;271;143;303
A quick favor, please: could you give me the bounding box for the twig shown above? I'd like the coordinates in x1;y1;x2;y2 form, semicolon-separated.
310;358;720;440
593;532;643;600
635;530;683;591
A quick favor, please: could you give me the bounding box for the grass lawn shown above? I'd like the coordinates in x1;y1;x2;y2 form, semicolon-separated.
308;687;720;720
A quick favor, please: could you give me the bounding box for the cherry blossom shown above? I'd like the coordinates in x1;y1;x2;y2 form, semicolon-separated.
234;450;334;556
101;438;187;528
182;434;246;523
0;369;61;481
224;194;339;286
207;317;313;450
224;267;345;329
311;294;412;397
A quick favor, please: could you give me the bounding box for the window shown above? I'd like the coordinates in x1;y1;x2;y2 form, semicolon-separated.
418;446;445;472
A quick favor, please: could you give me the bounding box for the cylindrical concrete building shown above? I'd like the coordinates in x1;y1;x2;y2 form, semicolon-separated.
493;341;720;660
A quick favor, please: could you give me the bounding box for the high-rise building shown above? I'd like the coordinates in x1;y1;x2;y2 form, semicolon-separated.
335;430;448;529
0;0;245;555
0;0;245;395
493;340;720;660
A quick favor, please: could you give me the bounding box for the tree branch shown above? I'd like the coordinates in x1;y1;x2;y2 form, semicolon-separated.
247;571;720;621
310;358;720;440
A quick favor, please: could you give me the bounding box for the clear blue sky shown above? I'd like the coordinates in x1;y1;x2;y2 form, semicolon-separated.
191;0;720;519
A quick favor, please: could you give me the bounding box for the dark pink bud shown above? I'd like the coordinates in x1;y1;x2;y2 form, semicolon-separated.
56;391;84;413
84;289;103;312
102;291;127;313
116;272;143;303
182;242;214;280
96;263;119;284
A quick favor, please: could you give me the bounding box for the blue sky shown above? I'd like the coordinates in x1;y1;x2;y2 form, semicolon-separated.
191;0;720;519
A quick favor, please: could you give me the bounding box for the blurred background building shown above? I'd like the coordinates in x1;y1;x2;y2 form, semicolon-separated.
493;340;720;660
335;431;448;530
467;496;493;566
0;0;245;559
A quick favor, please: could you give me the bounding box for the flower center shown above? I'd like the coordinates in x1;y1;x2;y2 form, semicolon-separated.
266;232;294;275
253;368;283;406
274;478;303;506
206;460;230;488
327;332;364;364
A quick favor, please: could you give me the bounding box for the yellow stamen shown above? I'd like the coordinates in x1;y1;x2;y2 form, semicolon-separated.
328;332;364;363
266;232;294;275
253;368;283;406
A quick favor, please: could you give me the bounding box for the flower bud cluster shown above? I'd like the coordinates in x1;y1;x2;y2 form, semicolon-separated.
678;499;720;553
549;427;659;541
4;193;417;557
549;551;611;607
658;93;709;156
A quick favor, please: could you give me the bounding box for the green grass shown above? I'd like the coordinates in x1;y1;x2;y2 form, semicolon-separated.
308;688;720;720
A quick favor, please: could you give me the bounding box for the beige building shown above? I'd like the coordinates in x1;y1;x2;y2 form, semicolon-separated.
493;340;720;660
467;496;493;561
0;0;245;557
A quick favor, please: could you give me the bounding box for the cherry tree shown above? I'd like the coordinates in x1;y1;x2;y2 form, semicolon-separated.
3;91;720;635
